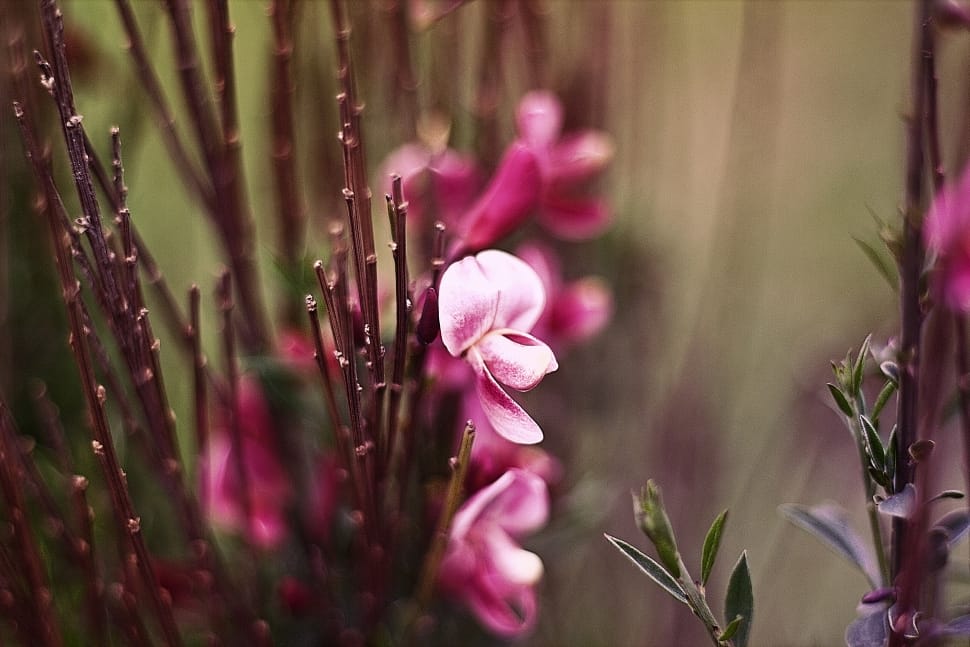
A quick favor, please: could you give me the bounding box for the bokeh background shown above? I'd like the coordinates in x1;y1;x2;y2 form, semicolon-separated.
4;1;969;645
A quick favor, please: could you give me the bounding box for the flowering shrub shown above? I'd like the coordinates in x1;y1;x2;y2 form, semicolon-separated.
0;1;613;644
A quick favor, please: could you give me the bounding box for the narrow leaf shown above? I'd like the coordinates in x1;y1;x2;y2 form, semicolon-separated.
852;236;898;291
852;334;872;394
719;615;743;642
885;426;897;482
604;534;687;604
701;509;729;586
871;379;897;421
779;503;880;588
827;383;853;417
845;609;889;647
859;416;885;473
724;551;753;647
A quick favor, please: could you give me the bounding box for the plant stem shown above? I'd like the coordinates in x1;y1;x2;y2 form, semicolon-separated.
415;422;476;610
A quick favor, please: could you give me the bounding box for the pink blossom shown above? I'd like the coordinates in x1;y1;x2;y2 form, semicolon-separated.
200;377;292;549
459;144;543;250
438;469;549;637
515;90;614;240
927;165;970;311
438;250;558;444
377;142;480;229
516;242;613;351
460;389;563;491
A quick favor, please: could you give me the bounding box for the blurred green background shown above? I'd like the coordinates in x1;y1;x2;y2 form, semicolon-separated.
5;1;968;645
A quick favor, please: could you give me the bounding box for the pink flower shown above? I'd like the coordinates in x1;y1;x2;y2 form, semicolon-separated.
459;144;543;251
516;242;613;351
515;91;614;240
438;250;558;444
378;142;481;229
927;165;970;311
200;377;292;549
438;469;549;637
459;389;563;492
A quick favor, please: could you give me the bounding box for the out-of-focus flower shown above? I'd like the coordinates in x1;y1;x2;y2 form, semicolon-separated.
927;165;970;311
378;142;481;229
516;242;613;351
459;144;543;250
438;468;549;637
515;90;614;240
200;377;292;550
438;250;558;444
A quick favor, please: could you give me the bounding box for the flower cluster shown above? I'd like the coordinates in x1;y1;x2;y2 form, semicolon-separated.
381;91;613;635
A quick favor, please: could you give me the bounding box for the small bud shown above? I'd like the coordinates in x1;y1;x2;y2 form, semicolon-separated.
633;481;681;578
416;288;439;345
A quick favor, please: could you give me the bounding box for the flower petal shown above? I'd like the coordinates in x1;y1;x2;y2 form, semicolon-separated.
461;144;542;250
516;90;563;149
538;195;611;240
450;469;518;540
430;150;481;225
484;528;544;585
549;277;613;345
477;332;557;391
475;249;547;331
439;255;500;356
464;571;539;638
546;131;614;186
475;365;544;444
943;260;970;312
927;165;970;254
484;469;550;535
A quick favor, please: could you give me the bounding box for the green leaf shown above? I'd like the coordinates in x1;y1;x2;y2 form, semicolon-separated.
852;334;872;394
827;383;853;417
859;416;885;473
885;426;897;482
871;380;897;421
604;534;687;605
701;509;729;586
719;615;743;642
852;236;898;291
724;551;753;647
779;503;880;588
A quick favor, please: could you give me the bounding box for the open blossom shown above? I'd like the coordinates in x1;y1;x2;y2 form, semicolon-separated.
438;469;550;637
927;164;970;310
439;250;558;444
516;242;613;351
515;90;614;240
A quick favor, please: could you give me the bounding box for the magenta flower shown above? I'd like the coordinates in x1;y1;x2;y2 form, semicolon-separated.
516;90;614;240
459;144;543;251
927;164;970;311
439;250;558;444
378;142;481;229
200;376;292;549
516;242;613;351
438;468;549;637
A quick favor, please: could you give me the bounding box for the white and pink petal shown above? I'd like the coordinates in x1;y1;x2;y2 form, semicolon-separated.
476;331;558;391
475;365;544;444
438;255;501;356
